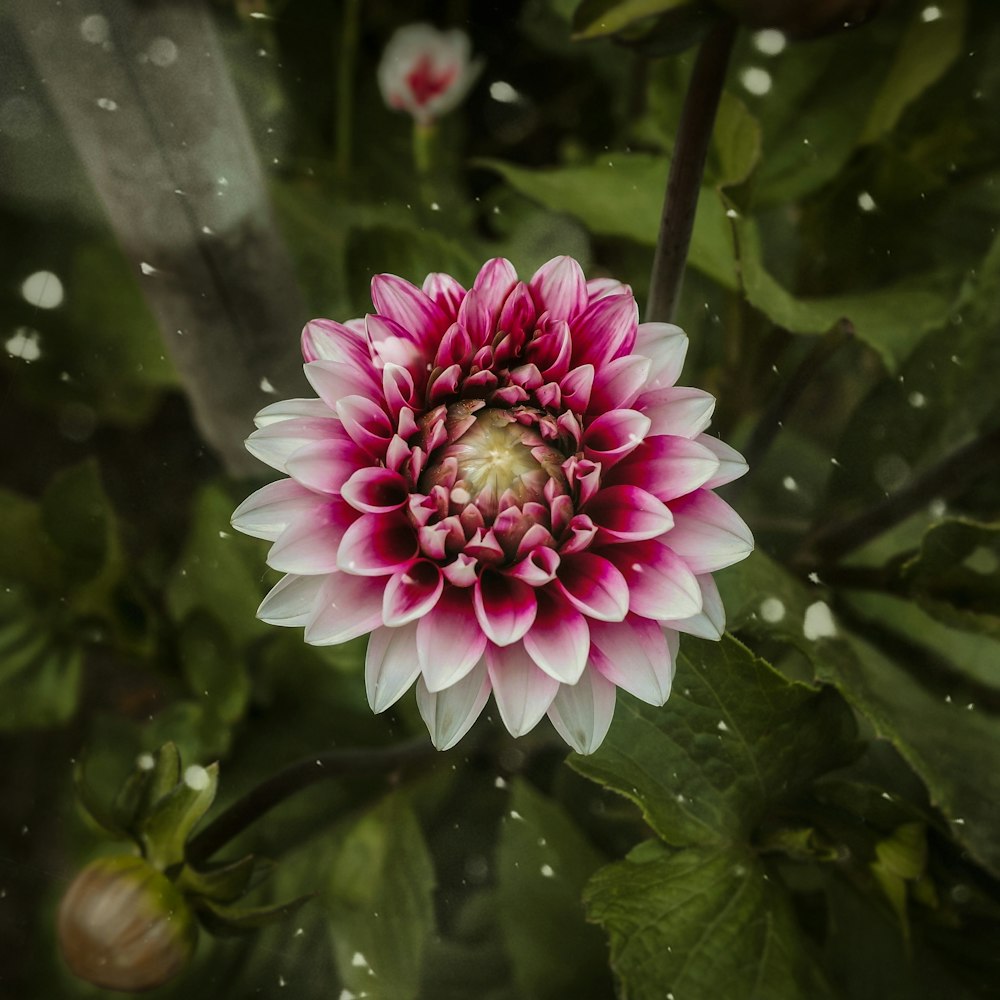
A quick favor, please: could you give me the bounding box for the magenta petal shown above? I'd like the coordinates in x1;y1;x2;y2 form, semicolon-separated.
371;273;448;345
487;642;560;737
365;622;422;712
422;272;466;316
231;479;322;541
529;256;587;320
666;490;754;573
336;395;395;456
589;615;675;706
417;587;488;691
337;511;418;576
267;499;358;574
697;434;749;489
585;485;674;542
609;540;703;620
588;355;651;412
473;570;538;646
604;435;720;501
286;437;370;494
634;323;688;391
382;560;444;627
416;659;491;750
639;386;716;438
305;359;380;409
582;409;651;467
508;546;560;586
305;572;385;644
662;573;726;639
341;467;409;513
471;257;519;315
555;553;629;622
571;291;638;367
522;589;590;684
301;318;372;368
257;573;326;626
246;417;338;473
547;668;616;755
560;364;595;413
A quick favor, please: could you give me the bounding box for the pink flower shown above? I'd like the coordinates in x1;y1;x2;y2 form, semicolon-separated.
377;24;482;125
232;257;753;754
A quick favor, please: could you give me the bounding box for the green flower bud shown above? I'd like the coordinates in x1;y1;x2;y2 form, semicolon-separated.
57;855;197;993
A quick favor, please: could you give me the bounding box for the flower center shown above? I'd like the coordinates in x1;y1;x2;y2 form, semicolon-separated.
420;406;567;510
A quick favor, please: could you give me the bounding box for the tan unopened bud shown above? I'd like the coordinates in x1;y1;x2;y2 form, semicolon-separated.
57;856;197;993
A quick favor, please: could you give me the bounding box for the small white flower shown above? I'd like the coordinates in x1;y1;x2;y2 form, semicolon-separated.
377;24;482;125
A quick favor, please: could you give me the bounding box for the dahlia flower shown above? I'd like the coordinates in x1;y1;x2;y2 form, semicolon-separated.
377;24;482;125
232;257;753;754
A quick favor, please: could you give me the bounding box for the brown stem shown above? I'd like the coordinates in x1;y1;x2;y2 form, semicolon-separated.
645;19;737;324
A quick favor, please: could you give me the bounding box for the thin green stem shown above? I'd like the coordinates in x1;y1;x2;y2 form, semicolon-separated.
187;738;435;862
335;0;361;178
646;18;737;324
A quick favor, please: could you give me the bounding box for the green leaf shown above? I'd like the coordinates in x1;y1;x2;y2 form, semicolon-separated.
496;780;612;1000
732;214;957;371
572;0;694;38
570;634;857;845
860;0;966;145
197;893;313;934
712;91;762;188
141;761;219;870
179;610;250;726
167;484;270;648
178;855;264;903
324;793;436;1000
479;154;738;290
586;842;835;999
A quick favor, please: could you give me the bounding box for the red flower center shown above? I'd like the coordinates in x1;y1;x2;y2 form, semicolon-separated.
405;55;459;106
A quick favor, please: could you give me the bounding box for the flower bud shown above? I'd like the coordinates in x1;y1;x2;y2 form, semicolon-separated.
57;856;197;992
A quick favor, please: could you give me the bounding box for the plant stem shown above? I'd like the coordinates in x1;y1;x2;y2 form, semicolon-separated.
742;321;854;471
799;425;1000;566
335;0;361;178
645;19;737;324
187;738;435;862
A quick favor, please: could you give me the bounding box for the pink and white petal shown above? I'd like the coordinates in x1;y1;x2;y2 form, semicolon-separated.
418;587;488;692
662;573;726;640
422;271;466;316
231;479;320;541
471;257;519;315
302;318;371;368
547;669;617;755
666;490;754;574
285;437;370;494
522;589;590;684
633;323;688;391
267;499;358;574
365;622;422;713
582;409;651;467
589;615;674;706
341;467;410;513
585;485;674;542
305;359;380;409
253;397;335;429
473;570;538;646
486;643;560;737
639;386;716;438
697;435;749;489
371;273;449;345
382;560;444;626
336;395;395;457
529;256;587;321
257;573;327;626
246;418;339;473
588;355;651;412
607;540;703;621
604;435;720;501
586;276;626;301
560;364;595;413
337;511;419;576
416;659;491;751
571;291;638;367
305;572;385;645
554;553;629;622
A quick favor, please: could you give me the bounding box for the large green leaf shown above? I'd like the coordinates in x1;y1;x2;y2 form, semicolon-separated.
586;841;835;1000
496;780;612;1000
571;634;856;846
324;793;436;1000
480;154;738;290
572;0;695;38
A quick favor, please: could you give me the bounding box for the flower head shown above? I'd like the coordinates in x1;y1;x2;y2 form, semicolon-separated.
233;257;753;754
377;23;481;125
